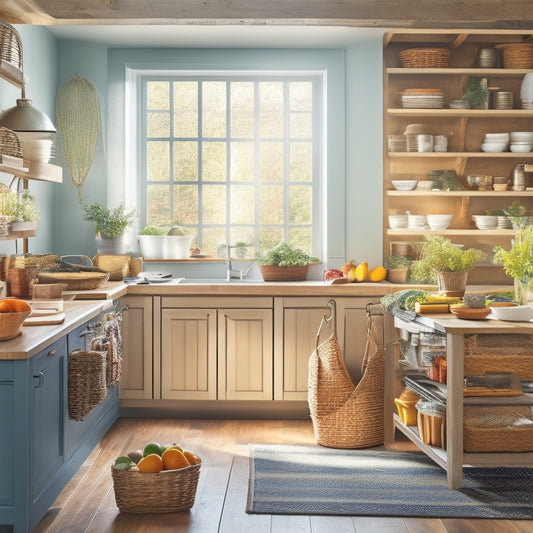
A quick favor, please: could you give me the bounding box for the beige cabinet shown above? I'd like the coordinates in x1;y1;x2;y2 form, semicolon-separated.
384;30;533;285
274;296;380;401
160;297;273;401
119;295;153;400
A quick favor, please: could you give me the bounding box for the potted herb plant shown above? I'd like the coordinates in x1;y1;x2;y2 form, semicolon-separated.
384;254;411;283
257;242;318;281
137;226;168;259
6;190;39;231
410;235;486;296
493;225;533;304
504;200;530;229
82;202;135;254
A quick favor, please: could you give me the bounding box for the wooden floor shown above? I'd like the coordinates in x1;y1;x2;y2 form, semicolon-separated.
32;418;533;533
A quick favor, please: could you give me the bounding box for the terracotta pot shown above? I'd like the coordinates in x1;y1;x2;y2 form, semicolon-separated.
437;271;469;297
387;268;408;283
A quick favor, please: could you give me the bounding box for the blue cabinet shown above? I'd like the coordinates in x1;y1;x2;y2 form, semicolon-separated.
0;313;120;533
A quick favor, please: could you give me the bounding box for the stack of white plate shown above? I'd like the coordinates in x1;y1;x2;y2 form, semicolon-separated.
407;214;427;229
481;132;509;153
509;131;533;153
401;89;444;109
472;214;498;230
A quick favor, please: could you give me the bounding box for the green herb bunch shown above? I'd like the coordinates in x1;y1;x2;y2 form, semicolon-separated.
138;226;167;236
493;225;533;280
82;202;135;239
258;242;318;267
384;254;411;270
410;235;486;283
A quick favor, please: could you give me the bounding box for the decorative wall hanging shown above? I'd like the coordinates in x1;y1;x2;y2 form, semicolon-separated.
56;75;101;202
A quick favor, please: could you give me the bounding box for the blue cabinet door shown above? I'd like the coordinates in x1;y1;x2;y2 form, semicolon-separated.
31;337;66;499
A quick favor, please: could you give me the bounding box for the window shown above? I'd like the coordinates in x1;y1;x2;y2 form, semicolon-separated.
139;72;323;259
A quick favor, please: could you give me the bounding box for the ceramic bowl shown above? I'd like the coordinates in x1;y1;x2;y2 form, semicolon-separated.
510;143;532;153
388;214;408;229
483;133;509;143
509;131;533;143
407;214;427;229
427;214;452;230
391;180;418;191
490;305;533;322
481;142;508;153
416;180;434;191
472;215;498;230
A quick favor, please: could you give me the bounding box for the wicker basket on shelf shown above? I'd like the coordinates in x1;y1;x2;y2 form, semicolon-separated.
0;21;23;72
498;43;533;69
258;264;309;281
399;47;450;68
68;349;107;421
111;462;201;513
0;127;23;158
36;270;110;290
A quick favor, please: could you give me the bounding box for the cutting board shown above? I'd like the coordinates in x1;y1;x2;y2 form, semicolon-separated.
24;312;66;326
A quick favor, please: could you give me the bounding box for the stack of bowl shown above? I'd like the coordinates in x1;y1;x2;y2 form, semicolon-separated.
389;214;408;229
427;214;452;230
472;214;498;230
403;123;427;152
407;214;427;229
509;131;533;153
481;133;509;153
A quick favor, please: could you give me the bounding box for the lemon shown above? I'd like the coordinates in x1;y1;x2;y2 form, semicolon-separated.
143;442;163;457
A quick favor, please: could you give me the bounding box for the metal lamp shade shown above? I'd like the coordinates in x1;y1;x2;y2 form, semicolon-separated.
0;98;56;133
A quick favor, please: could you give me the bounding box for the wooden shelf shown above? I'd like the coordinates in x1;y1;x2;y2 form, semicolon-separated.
387;190;533;196
0;160;62;184
388;109;533;118
0;229;36;241
0;60;24;89
387;229;515;236
387;67;533;76
389;151;533;158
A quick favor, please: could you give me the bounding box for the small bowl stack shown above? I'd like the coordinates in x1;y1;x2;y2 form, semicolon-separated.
481;132;509;153
472;214;498;230
404;123;427;152
401;88;444;109
407;214;427;230
509;131;533;153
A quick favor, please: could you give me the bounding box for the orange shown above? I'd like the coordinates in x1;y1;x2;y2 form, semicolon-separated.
162;448;190;470
0;300;14;313
165;443;184;453
137;453;163;473
8;299;31;313
183;451;201;465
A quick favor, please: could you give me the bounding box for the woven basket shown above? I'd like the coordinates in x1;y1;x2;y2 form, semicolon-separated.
0;127;23;158
0;310;31;341
112;463;201;513
0;21;23;71
104;316;122;386
499;43;533;69
7;266;37;298
308;312;384;448
399;47;450;68
259;264;309;281
36;271;110;290
68;349;107;421
464;405;533;452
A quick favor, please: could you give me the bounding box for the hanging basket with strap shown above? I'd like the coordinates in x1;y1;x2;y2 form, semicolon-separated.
56;75;101;202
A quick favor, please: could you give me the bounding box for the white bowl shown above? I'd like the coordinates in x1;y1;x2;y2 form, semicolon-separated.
509;131;533;143
416;180;434;191
389;214;408;229
472;215;498;230
391;180;418;191
407;214;427;229
490;305;533;322
427;214;452;230
481;142;507;153
510;143;532;153
484;133;509;143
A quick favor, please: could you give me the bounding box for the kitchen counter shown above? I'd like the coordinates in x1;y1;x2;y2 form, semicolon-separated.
0;300;113;360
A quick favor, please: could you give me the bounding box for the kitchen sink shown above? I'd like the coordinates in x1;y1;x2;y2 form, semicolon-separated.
179;278;264;284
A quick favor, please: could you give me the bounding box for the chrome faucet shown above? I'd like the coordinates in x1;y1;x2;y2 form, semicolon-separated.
225;244;256;281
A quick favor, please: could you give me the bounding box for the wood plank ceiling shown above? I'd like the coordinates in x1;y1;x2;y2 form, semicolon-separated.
2;0;533;29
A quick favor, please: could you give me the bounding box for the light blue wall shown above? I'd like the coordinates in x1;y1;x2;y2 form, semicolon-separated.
10;28;385;273
0;25;57;256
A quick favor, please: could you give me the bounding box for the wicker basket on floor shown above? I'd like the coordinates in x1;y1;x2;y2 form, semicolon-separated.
308;309;384;448
68;349;107;421
112;463;201;513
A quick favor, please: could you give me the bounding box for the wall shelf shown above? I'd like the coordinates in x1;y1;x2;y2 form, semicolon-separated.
0;229;36;240
0;59;24;89
0;160;62;184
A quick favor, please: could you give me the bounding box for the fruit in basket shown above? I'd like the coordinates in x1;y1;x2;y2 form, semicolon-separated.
127;450;143;464
138;453;163;473
162;448;190;470
0;298;31;313
143;442;163;457
112;456;134;471
183;451;202;465
163;443;184;453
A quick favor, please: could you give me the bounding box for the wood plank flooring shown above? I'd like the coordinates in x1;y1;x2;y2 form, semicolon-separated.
33;418;533;533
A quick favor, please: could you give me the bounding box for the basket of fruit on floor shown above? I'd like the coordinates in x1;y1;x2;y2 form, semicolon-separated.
111;441;201;513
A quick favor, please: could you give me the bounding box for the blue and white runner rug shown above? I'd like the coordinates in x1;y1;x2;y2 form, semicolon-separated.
247;444;533;518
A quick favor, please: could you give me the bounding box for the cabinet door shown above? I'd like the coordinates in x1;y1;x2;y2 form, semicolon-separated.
218;308;273;401
161;308;217;400
275;297;333;401
32;337;66;498
120;296;153;399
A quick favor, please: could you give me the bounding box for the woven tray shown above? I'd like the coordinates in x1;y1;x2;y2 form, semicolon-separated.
259;264;309;281
68;349;107;421
37;271;110;290
464;405;533;452
399;47;450;68
112;463;201;513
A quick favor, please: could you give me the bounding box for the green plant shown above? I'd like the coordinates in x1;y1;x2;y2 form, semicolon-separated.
384;254;411;270
4;190;39;222
462;76;488;109
257;242;318;267
410;235;486;283
504;201;527;218
82;202;135;239
493;225;533;280
485;209;504;216
138;226;167;236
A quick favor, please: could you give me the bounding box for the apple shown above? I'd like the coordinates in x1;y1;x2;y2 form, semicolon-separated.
324;269;343;281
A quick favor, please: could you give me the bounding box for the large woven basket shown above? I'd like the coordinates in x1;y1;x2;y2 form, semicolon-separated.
0;127;23;158
112;463;201;513
0;21;23;71
259;264;309;281
37;271;110;290
308;312;384;448
498;43;533;69
399;47;450;68
463;405;533;452
68;349;107;421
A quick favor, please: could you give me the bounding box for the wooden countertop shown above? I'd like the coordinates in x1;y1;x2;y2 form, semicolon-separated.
0;300;113;360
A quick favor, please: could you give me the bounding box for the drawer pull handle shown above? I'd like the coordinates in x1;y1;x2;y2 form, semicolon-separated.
33;372;44;388
48;349;56;357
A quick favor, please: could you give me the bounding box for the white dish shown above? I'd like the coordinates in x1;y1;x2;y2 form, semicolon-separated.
510;144;532;153
509;131;533;143
481;142;507;153
388;214;408;229
472;215;498;230
484;133;509;142
391;180;418;191
427;214;452;230
490;305;533;322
